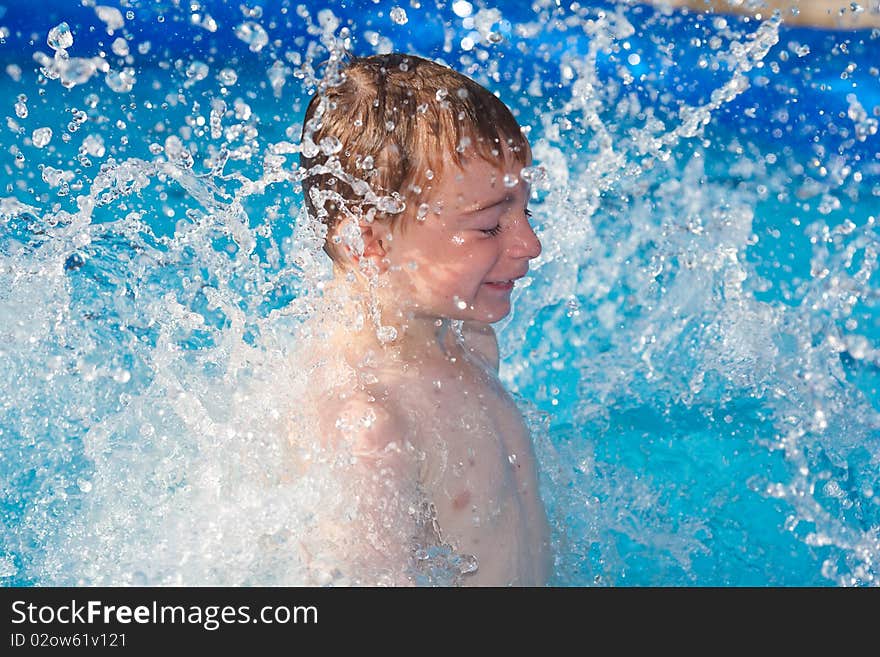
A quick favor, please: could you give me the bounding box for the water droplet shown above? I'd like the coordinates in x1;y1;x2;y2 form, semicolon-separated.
95;5;125;34
32;127;53;148
241;4;263;19
164;135;193;168
300;138;319;159
454;297;468;310
267;60;289;96
6;64;22;82
350;179;372;197
77;478;93;493
519;166;547;185
376;195;405;214
234;21;268;52
360;408;377;428
390;7;408;25
376;325;398;343
113;368;131;384
59;58;100;88
111;37;129;57
209;99;226;139
47;22;73;51
218;68;238;86
317;8;339;32
105;68;136;93
503;173;518;188
194;13;218;32
416;203;429;221
364;30;380;46
453;1;474;18
185;60;209;83
319;136;342;155
81;134;105;157
14;95;27;119
42;165;72;188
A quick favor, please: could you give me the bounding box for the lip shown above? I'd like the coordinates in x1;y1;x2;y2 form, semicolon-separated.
484;280;514;291
484;275;525;291
486;272;526;283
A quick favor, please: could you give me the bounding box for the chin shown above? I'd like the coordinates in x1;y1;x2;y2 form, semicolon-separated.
425;298;510;324
468;305;511;324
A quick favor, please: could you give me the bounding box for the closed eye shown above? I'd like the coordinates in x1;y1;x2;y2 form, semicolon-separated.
481;208;532;236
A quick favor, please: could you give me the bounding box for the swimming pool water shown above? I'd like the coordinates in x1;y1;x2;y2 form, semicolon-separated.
1;0;878;586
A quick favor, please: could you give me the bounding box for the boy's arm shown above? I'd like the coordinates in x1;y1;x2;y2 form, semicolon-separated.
462;320;500;372
307;393;420;586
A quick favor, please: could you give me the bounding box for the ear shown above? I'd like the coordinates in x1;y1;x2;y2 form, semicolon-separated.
359;222;390;273
330;217;391;273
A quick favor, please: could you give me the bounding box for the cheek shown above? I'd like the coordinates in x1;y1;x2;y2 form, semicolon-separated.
451;248;500;294
399;238;498;294
462;241;500;271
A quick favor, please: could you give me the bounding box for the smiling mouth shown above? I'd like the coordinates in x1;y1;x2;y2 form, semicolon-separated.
486;273;525;286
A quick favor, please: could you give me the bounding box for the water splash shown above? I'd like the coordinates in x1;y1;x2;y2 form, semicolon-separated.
1;0;878;586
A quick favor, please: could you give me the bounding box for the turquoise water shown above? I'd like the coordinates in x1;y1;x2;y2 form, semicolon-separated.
1;1;878;586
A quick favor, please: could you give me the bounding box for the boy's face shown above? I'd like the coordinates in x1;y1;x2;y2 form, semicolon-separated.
381;150;542;325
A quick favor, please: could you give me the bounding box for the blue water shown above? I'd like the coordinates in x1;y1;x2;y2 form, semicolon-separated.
1;0;878;586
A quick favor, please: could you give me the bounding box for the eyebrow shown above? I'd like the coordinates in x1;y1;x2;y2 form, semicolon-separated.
462;195;511;215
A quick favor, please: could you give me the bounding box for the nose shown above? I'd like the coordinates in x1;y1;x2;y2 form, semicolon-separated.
506;214;542;260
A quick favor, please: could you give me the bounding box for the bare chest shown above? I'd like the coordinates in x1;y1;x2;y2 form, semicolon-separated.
390;359;540;565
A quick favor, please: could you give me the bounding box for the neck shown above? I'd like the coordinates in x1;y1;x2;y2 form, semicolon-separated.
318;273;465;363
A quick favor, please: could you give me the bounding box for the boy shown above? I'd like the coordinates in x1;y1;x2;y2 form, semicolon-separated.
296;53;552;586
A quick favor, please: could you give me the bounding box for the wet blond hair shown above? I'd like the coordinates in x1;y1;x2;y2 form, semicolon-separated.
299;52;530;265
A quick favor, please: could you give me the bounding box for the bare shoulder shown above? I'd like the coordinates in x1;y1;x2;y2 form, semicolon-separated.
317;386;410;459
305;385;420;586
461;320;500;372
